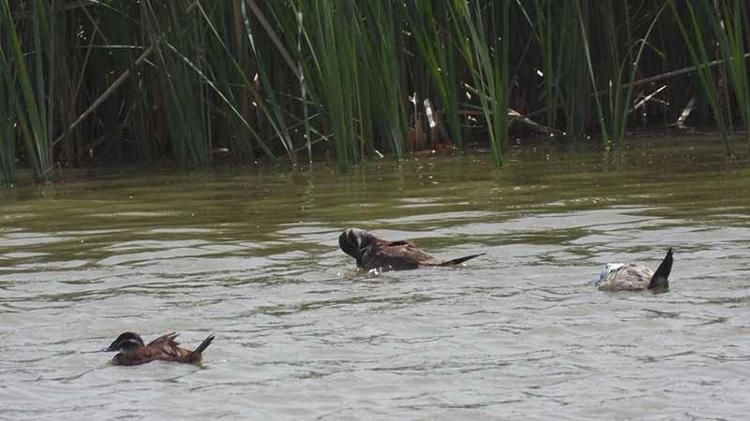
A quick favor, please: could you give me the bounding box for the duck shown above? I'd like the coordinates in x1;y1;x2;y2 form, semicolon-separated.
592;248;673;291
338;228;483;271
102;332;214;366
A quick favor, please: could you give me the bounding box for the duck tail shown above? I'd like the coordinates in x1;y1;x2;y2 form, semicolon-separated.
439;253;485;266
188;334;215;362
648;248;673;290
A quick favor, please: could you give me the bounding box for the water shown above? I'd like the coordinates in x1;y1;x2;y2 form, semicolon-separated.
1;137;749;419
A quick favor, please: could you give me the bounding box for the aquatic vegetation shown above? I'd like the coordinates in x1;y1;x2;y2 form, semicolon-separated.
668;0;750;155
668;1;732;154
0;50;17;183
450;0;510;165
1;1;749;182
1;0;57;181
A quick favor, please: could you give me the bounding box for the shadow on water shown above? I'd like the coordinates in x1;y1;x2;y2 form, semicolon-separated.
1;136;749;419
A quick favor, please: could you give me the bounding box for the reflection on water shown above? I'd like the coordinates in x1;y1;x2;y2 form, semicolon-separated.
1;137;749;419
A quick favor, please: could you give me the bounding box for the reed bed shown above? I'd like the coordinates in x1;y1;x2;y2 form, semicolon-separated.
1;0;749;182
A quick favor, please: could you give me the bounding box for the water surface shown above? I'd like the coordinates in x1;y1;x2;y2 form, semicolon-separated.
1;137;749;419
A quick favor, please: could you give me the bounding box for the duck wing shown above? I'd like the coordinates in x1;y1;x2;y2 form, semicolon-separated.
145;332;188;360
363;242;437;270
147;332;180;347
599;264;654;291
364;241;483;270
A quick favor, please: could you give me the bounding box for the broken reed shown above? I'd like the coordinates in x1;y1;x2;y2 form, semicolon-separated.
1;1;749;183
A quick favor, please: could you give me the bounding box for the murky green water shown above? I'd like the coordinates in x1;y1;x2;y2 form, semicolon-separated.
1;136;749;419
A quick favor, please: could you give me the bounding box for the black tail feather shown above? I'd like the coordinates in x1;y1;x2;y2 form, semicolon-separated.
439;253;485;266
648;248;673;290
191;334;215;357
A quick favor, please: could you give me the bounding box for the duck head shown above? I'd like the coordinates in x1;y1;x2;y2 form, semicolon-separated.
338;228;378;267
592;263;624;286
103;332;145;355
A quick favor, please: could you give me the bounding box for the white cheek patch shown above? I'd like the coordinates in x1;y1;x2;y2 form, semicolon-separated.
346;230;360;248
606;263;625;273
592;263;625;285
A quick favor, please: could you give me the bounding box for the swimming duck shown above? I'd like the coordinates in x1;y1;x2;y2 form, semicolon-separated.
102;332;214;366
592;248;673;291
338;228;483;271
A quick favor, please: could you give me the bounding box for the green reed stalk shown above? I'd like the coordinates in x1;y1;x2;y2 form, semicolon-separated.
249;1;321;162
54;5;85;167
612;3;666;144
451;1;508;166
1;0;55;180
0;53;16;182
249;1;347;163
294;1;361;168
144;1;212;165
234;1;296;163
574;0;609;143
705;1;750;148
554;2;589;137
360;1;407;158
110;1;158;163
531;0;558;129
405;2;463;148
668;0;732;155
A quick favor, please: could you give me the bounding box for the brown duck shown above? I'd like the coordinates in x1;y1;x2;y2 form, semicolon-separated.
339;228;483;271
102;332;214;366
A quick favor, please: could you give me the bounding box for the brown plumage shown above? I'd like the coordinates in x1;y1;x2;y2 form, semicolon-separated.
103;332;214;366
338;228;483;271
